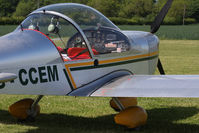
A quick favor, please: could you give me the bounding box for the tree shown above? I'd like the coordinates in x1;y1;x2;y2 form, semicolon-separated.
41;0;90;6
157;0;199;24
14;0;38;17
88;0;121;17
13;0;91;17
0;0;20;17
187;0;199;22
119;0;155;18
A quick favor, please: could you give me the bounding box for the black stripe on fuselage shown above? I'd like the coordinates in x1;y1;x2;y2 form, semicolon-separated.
70;55;158;71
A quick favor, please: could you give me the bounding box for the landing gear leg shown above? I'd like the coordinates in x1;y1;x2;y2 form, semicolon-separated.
112;97;124;111
26;95;43;121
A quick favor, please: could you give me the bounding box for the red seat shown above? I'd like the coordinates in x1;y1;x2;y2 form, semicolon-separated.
67;47;98;60
57;46;64;53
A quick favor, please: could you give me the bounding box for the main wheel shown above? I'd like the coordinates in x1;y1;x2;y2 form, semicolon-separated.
9;98;40;121
114;106;147;128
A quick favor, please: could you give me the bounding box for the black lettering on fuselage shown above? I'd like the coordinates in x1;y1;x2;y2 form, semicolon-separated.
0;83;5;89
19;69;28;86
47;65;59;82
38;66;48;83
18;65;59;86
29;68;38;84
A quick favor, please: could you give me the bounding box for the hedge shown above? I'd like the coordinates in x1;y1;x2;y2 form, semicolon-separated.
0;16;197;25
109;17;198;25
0;17;25;25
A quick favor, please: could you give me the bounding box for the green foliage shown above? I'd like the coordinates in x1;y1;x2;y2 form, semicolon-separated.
109;16;155;25
13;0;90;17
0;0;199;25
158;0;199;24
109;17;136;25
0;0;20;17
88;0;120;17
14;0;38;17
188;0;199;22
0;17;25;25
41;0;89;6
163;17;178;25
184;18;197;24
119;0;154;18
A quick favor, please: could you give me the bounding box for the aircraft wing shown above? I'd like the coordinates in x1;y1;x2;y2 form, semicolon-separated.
0;73;17;83
90;75;199;97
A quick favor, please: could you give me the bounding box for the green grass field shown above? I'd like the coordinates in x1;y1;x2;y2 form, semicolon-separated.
0;25;199;133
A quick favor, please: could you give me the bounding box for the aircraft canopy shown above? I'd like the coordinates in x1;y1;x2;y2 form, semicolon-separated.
34;3;119;30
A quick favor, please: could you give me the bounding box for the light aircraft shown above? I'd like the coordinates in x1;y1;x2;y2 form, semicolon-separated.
0;0;198;129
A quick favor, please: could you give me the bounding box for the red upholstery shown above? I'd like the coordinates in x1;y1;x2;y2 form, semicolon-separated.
57;46;64;53
92;49;99;55
67;47;99;60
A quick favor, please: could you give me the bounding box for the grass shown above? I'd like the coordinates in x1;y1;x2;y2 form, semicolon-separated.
0;25;18;36
158;40;199;74
0;25;199;132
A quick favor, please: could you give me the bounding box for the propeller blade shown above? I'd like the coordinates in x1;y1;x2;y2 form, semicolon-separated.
157;58;165;75
151;0;173;34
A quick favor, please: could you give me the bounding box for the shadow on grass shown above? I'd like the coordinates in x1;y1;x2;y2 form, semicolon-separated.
0;106;199;133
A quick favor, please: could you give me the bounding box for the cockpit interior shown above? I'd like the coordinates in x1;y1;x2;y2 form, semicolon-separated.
18;3;131;61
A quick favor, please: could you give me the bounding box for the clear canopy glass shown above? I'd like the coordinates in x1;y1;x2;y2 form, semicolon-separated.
34;3;119;30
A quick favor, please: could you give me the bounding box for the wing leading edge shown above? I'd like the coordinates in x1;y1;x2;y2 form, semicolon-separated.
91;75;199;97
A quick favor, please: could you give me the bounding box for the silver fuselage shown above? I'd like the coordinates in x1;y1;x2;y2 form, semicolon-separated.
0;29;158;95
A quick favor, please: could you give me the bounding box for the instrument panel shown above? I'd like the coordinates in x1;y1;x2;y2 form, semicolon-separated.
67;27;130;54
